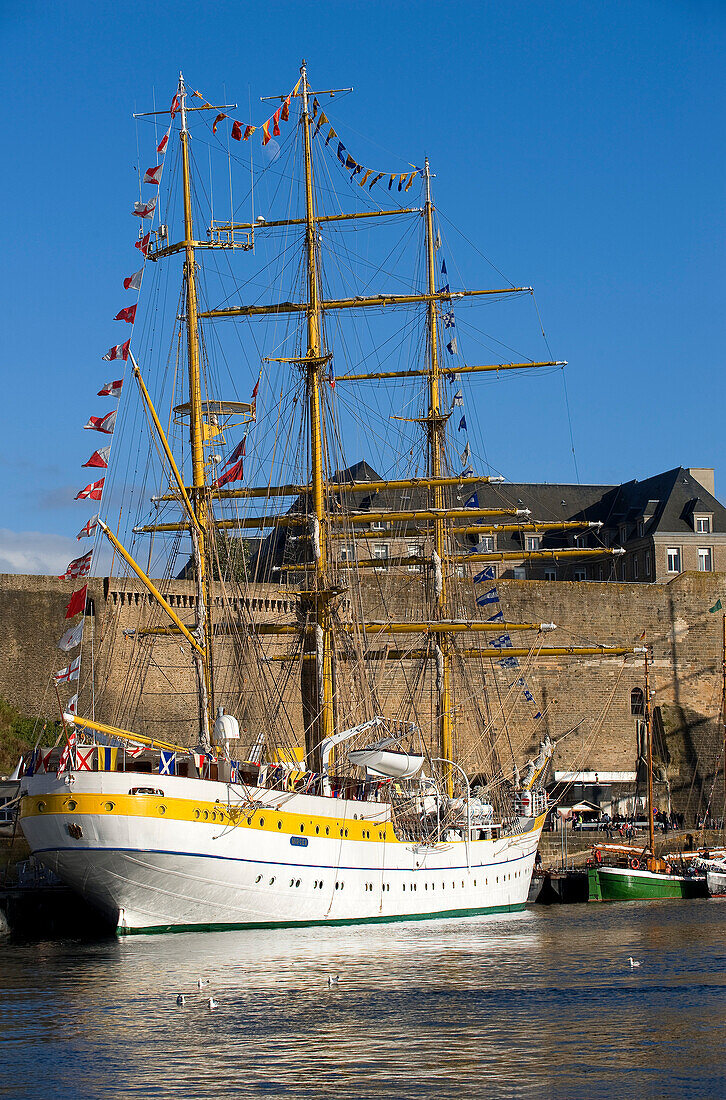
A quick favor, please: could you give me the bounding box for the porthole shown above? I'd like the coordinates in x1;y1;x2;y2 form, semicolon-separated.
290;879;295;887
325;826;330;836
277;820;282;829
339;828;344;837
104;802;115;812
159;805;166;815
315;825;319;835
344;829;348;837
300;824;305;833
425;883;428;891
259;817;265;827
194;809;200;820
255;875;262;883
247;817;252;825
318;881;323;889
269;877;276;885
314;880;319;888
203;810;209;821
295;879;300;888
461;880;465;888
36;800;46;813
66;799;77;811
335;882;339;890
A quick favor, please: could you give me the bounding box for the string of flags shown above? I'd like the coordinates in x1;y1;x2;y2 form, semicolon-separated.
207;78;301;148
52;89;179;773
314;107;422;191
472;568;543;721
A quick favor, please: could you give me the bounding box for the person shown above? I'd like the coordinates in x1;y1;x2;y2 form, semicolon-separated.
534;849;542;870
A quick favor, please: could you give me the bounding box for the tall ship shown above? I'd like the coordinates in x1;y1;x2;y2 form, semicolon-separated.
18;66;640;934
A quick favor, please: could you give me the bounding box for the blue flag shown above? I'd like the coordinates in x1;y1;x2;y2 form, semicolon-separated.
464;492;479;509
447;337;458;355
489;633;512;649
486;610;504;623
442;310;456;329
473;566;495;582
499;656;520;670
476;587;500;606
336;141;347;165
533;711;542;720
523;690;535;702
159;750;176;776
230;759;239;783
458;416;467;432
441;259;447;275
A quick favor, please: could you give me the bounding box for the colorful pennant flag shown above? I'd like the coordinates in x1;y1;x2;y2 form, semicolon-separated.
103;340;130;362
214;457;244;487
447;337;458;355
231;120;243;141
82;445;110;469
76;745;95;771
97;746;118;771
157;127;171;155
499;656;520;670
272;109;281;137
57;729;76;777
212;113;227;134
76;514;99;540
54;655;81;683
114;304;137;324
262;119;272;145
243;125;255;140
59;552;92;580
66;694;78;716
223;437;246;467
486;610;504;623
133;197;157;219
143;165;162;185
313;112;328;138
123;269;143;291
98;379;123;397
58;621;84;652
442;311;456;329
452;389;463;407
84;411;116;434
368;173;384;189
159;750;176;776
135;232;150;257
75;479;104;501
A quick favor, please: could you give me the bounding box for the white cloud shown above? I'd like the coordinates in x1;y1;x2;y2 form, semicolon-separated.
0;528;80;575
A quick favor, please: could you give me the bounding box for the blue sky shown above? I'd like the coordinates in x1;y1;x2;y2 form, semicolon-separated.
2;0;726;573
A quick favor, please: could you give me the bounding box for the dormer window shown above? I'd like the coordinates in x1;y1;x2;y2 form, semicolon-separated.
637;520;645;538
694;514;712;534
618;524;628;544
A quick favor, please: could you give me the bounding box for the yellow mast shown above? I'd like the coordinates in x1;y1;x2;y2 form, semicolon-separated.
300;60;334;770
178;73;214;748
423;158;453;794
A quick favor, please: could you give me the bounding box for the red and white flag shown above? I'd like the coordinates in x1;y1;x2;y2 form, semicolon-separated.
65;585;87;619
123;269;143;291
75;478;104;501
57;729;77;777
84;411;116;434
126;745;146;758
157;126;171;155
214;457;244;487
58;621;84;652
76;514;99;540
82;445;110;469
170;94;179;119
102;339;130;362
76;745;95;771
66;694;78;716
98;379;123;397
114;304;137;324
54;655;81;684
36;749;54;773
135;232;150;257
59;552;92;580
133;197;157;219
143;164;162;185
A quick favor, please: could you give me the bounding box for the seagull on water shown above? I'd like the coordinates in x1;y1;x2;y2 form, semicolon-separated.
208;997;219;1010
628;957;641;968
197;978;209;989
176;994;186;1005
327;975;339;986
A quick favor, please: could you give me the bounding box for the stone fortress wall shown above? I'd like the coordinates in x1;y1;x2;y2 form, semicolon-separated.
1;571;723;815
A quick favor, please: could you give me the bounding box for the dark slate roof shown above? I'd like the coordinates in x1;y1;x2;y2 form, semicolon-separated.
605;468;726;535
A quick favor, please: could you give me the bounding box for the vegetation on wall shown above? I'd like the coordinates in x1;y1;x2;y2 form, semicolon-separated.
0;699;60;776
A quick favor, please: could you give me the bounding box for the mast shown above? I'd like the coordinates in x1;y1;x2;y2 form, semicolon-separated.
178;72;214;748
300;60;334;771
644;648;656;857
423;158;453;794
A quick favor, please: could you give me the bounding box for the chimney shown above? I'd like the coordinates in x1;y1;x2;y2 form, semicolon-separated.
687;468;715;497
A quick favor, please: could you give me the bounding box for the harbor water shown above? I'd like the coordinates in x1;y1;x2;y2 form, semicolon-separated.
0;900;724;1099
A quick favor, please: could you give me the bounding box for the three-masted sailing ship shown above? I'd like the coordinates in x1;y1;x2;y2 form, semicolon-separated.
19;66;640;934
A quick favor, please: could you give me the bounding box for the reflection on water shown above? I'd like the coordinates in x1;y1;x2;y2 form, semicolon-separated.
0;901;724;1099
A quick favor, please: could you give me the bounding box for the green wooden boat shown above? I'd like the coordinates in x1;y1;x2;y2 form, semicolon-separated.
588;863;708;901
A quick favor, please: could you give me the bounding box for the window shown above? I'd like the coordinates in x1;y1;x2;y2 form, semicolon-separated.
667;547;681;574
645;551;651;577
370;520;387;531
618;525;628;545
698;547;713;572
631;687;644;716
476;536;495;553
525;535;540;552
695;515;712;534
544;568;556;581
339;544;355;563
406;543;422;573
373;543;389;571
637;520;645;538
633;556;639;580
574;569;587;581
575;534;586;548
513;567;526;580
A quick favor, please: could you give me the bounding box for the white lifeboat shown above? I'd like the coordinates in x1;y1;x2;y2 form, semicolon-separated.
348;748;425;779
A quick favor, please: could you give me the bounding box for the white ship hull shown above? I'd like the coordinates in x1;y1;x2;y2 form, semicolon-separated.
20;771;543;934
